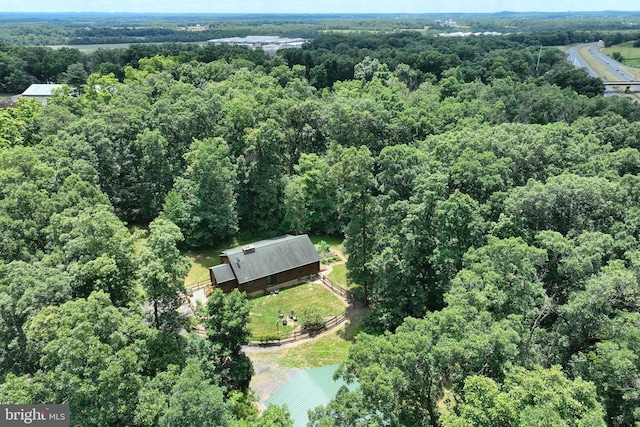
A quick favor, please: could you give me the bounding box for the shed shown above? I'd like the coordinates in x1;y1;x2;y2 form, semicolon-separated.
13;84;64;104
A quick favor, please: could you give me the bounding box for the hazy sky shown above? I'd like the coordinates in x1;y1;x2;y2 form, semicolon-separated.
2;0;639;14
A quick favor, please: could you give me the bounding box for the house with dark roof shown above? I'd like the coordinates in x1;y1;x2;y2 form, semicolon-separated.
209;234;320;295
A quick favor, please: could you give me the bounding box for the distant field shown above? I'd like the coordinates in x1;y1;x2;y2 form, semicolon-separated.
602;42;640;70
319;28;428;34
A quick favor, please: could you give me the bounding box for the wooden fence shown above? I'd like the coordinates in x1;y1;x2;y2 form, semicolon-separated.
193;311;349;344
248;310;349;346
187;273;355;346
189;279;212;291
319;273;353;301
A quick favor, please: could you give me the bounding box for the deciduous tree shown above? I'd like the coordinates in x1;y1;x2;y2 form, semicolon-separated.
138;218;191;331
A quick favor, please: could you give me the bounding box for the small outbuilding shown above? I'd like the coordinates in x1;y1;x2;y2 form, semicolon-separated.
12;84;63;104
264;364;358;427
209;234;320;295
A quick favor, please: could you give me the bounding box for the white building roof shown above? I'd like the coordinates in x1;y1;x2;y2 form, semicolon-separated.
207;36;305;46
21;84;64;97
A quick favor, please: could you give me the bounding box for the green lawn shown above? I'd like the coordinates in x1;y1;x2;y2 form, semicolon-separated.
274;304;366;369
183;248;221;288
247;282;346;338
327;263;348;288
310;235;344;253
275;329;353;369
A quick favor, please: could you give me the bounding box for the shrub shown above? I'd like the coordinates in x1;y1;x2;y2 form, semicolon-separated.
258;334;281;344
321;255;340;265
316;240;331;254
299;306;324;331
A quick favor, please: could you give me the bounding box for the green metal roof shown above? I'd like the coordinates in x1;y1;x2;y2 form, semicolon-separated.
264;364;358;427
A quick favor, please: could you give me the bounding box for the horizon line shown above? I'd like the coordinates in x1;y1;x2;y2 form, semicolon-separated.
0;10;636;15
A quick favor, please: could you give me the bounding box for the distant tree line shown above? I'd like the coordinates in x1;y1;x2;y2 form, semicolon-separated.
1;30;608;96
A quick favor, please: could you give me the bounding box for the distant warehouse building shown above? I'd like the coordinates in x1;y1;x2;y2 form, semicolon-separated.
207;35;305;55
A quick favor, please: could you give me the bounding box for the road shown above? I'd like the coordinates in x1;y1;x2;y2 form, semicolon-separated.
566;44;599;77
567;43;640;96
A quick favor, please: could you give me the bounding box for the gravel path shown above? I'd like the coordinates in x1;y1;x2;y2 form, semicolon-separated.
245;349;301;410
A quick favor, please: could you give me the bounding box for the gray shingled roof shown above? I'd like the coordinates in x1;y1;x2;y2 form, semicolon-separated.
210;263;236;284
218;234;320;285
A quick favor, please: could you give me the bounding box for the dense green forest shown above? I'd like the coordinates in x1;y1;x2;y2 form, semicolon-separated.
2;23;640;426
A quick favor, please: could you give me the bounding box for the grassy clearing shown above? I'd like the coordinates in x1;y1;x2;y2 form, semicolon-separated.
274;304;365;369
328;263;363;295
129;225;149;255
328;264;348;287
247;282;346;338
275;329;352;369
310;235;344;252
183;248;221;287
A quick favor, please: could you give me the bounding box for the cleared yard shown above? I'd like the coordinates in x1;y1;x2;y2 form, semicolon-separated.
247;282;346;338
274;329;352;369
183;248;221;288
327;263;349;288
310;235;344;252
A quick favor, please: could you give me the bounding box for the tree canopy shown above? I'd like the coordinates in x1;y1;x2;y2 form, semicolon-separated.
3;22;640;427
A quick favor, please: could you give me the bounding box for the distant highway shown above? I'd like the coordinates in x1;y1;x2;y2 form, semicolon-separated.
588;44;635;81
566;44;599;77
567;43;640;95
